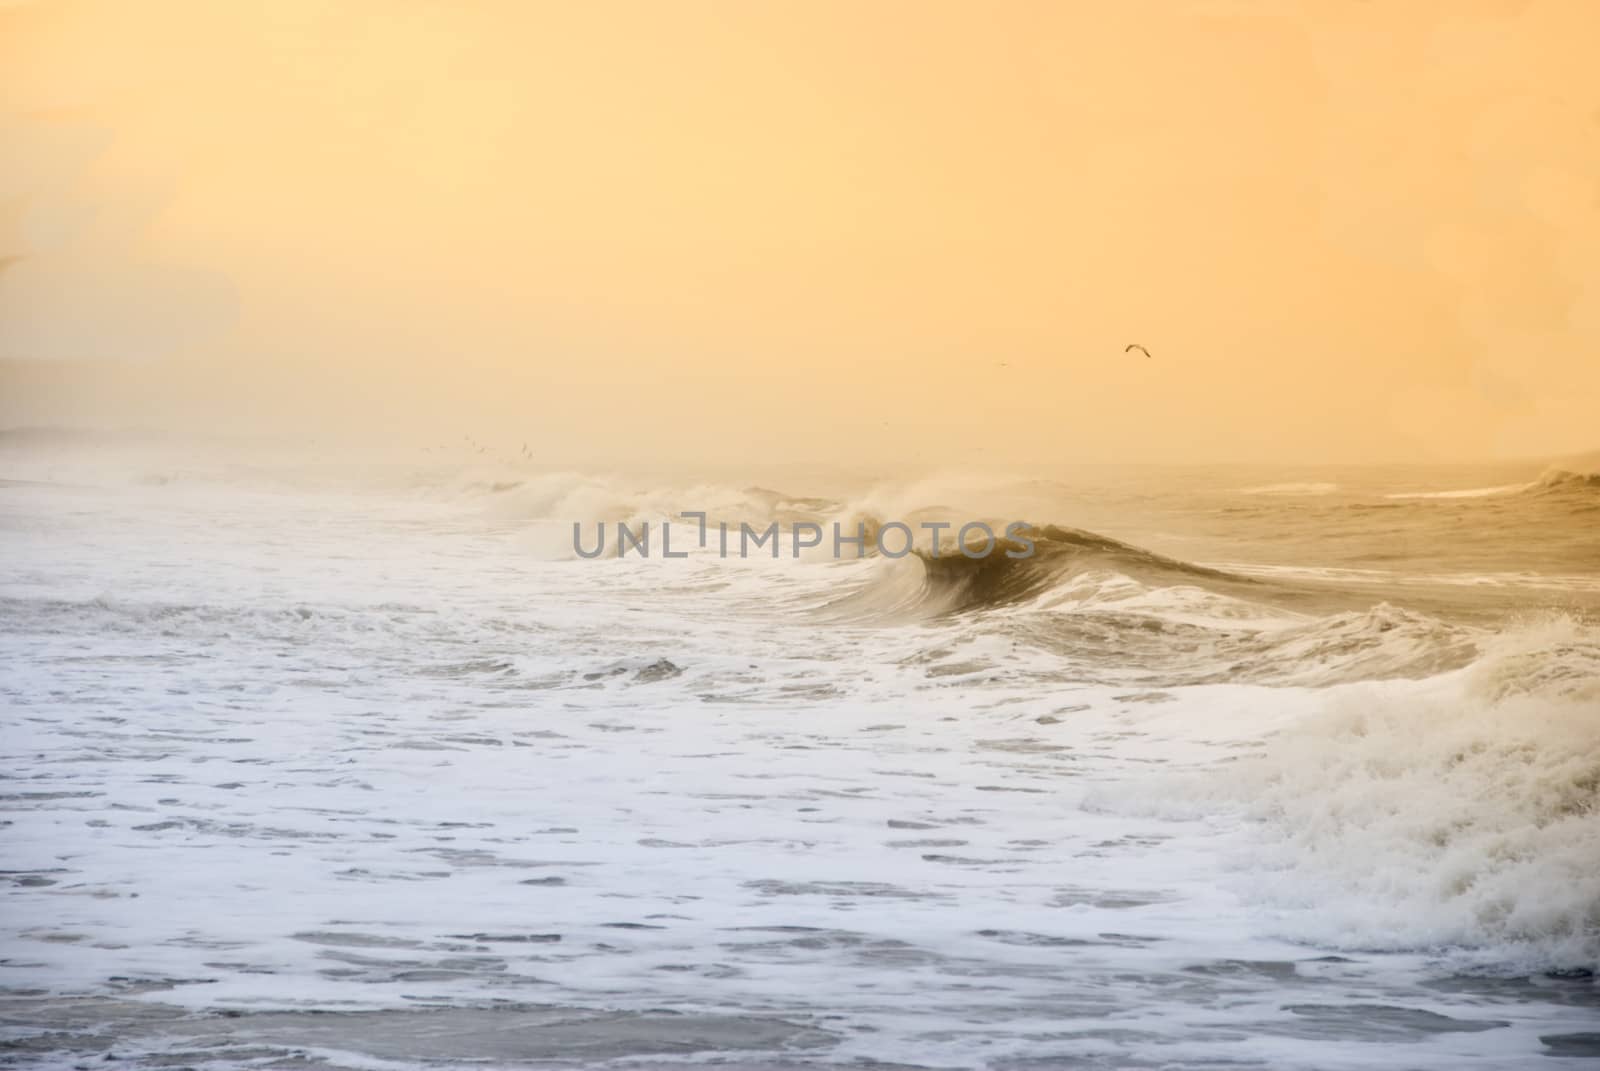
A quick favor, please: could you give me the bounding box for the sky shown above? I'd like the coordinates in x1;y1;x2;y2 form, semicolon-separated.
2;0;1598;465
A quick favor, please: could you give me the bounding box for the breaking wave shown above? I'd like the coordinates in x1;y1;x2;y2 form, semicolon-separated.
821;522;1378;626
1099;615;1600;973
819;524;1259;621
1525;467;1600;501
1382;469;1600;502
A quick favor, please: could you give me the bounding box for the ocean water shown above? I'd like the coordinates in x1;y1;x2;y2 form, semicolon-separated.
2;440;1598;1069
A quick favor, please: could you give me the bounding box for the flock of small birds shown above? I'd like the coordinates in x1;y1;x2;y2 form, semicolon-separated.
420;436;533;461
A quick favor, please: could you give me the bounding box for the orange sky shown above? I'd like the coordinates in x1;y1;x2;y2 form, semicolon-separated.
2;0;1598;464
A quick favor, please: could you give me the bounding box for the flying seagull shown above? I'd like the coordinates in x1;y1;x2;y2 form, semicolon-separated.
1125;344;1151;359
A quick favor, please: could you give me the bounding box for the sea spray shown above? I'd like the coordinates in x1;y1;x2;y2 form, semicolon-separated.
1091;614;1600;972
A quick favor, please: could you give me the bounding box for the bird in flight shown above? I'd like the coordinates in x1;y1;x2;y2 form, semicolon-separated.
1125;344;1152;359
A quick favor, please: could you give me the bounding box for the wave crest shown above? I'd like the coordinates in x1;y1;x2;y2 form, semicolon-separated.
821;524;1252;620
1528;467;1600;498
1101;615;1600;972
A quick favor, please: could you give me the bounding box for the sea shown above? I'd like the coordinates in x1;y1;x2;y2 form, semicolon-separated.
2;434;1597;1069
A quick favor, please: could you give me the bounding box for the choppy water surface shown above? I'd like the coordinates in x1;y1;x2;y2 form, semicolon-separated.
2;444;1597;1069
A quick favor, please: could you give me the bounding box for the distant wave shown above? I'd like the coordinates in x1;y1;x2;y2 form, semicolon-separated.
1382;467;1600;502
1384;482;1531;500
1526;467;1600;497
452;472;840;525
1236;482;1339;496
430;471;845;559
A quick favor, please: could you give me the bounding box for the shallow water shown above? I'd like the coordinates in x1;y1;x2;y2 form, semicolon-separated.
2;447;1597;1068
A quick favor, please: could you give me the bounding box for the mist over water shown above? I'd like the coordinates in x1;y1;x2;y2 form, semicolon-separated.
2;435;1598;1069
8;0;1600;1064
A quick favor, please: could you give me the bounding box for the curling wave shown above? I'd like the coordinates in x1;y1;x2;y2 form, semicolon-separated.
1525;467;1600;500
822;523;1366;624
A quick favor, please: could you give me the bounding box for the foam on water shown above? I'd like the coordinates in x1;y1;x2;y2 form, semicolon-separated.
2;450;1597;1069
1236;482;1341;496
1096;616;1600;972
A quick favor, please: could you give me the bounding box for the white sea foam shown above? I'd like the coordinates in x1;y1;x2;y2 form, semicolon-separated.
1236;482;1340;496
3;458;1597;1069
1103;617;1600;972
1384;483;1534;500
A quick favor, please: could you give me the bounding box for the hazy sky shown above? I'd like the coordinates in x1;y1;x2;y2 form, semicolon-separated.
2;0;1597;464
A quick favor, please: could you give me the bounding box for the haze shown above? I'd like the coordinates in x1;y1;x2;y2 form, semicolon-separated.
3;0;1598;465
